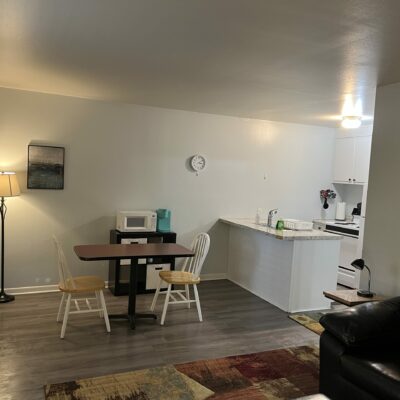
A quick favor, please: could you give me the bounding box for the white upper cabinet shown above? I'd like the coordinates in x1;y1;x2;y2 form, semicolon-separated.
353;136;372;183
333;136;372;184
333;138;355;183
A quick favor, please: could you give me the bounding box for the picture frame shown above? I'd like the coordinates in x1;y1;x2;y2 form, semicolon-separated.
27;145;65;190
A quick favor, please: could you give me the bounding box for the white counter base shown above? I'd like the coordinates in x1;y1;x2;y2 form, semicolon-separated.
226;224;341;313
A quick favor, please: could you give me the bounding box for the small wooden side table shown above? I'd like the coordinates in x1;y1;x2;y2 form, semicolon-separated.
323;289;386;307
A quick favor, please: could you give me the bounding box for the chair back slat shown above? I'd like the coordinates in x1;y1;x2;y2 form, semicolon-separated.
53;235;76;290
182;233;210;278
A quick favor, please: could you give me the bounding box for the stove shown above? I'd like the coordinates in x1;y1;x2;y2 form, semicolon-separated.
325;221;359;237
313;219;361;288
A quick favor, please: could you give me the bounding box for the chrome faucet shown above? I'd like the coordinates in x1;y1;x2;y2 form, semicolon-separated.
267;209;278;228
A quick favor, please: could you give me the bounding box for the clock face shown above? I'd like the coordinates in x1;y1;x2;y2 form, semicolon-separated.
190;155;206;172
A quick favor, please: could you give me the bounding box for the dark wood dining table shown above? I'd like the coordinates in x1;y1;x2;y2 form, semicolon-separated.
74;243;194;329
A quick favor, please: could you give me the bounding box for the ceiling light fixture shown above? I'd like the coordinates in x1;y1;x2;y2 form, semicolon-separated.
341;115;362;129
341;95;363;129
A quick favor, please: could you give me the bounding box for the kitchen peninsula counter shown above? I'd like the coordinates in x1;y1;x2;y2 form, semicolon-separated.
220;217;342;312
220;218;340;240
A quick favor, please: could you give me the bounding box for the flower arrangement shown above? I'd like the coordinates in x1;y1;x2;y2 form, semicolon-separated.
320;189;337;209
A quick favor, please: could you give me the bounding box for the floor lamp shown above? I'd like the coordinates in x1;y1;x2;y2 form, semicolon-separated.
0;172;20;303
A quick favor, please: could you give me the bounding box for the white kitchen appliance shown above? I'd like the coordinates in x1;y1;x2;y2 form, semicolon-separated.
336;233;360;288
356;185;368;259
116;211;157;232
316;220;361;288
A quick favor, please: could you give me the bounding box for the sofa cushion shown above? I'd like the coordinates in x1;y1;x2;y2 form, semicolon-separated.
320;297;400;347
341;351;400;400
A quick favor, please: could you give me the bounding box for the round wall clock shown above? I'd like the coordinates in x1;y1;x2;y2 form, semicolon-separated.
190;154;206;173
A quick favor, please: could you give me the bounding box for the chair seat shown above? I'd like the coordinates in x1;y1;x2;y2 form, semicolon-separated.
59;275;105;293
159;271;200;285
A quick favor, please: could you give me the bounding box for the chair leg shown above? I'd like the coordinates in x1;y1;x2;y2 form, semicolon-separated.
60;294;72;339
185;284;191;309
193;284;203;322
95;291;103;317
57;292;66;322
150;278;162;311
99;290;111;333
160;284;171;326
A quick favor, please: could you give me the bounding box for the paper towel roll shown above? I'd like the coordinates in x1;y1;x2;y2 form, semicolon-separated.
336;202;346;221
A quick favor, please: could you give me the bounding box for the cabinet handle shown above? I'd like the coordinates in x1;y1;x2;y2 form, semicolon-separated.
348;178;351;182
353;179;356;182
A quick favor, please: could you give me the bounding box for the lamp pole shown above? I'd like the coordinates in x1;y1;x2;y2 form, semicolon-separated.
364;264;372;294
0;196;14;303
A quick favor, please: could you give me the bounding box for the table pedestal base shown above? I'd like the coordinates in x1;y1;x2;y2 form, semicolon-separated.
109;313;157;329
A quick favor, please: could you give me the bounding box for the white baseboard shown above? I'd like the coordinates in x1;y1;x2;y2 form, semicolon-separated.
7;281;112;295
6;284;60;295
7;275;227;296
200;273;227;281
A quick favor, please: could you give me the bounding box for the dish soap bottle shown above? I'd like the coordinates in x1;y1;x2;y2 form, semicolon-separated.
276;219;284;231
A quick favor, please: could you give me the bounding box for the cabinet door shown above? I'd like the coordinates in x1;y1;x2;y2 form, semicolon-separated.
353;136;372;183
333;138;355;183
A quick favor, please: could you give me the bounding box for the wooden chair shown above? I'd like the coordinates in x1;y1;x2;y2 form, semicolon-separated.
53;236;110;339
150;233;210;325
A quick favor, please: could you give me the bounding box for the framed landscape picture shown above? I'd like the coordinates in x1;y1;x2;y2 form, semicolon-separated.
27;145;65;189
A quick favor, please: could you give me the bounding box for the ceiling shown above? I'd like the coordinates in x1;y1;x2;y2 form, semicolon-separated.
1;0;400;127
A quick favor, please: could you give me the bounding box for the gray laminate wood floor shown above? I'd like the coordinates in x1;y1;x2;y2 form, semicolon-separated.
0;280;319;400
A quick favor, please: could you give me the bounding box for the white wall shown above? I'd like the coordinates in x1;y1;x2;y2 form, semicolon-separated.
0;87;335;289
333;184;364;218
363;82;400;296
336;125;373;139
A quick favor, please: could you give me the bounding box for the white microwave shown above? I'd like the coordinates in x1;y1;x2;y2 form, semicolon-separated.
116;211;157;232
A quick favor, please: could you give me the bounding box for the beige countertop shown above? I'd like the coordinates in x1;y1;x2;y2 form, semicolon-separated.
220;217;342;241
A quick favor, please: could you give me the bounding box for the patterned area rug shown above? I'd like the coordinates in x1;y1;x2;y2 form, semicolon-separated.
176;345;319;399
45;365;213;400
45;345;319;400
288;313;324;335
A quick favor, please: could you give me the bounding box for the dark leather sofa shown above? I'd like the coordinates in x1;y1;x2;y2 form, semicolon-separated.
319;296;400;400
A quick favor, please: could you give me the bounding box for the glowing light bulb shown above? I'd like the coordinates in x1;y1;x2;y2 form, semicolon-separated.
341;116;362;129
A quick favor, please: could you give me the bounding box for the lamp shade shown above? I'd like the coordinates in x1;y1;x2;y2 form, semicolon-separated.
0;172;20;197
351;258;365;270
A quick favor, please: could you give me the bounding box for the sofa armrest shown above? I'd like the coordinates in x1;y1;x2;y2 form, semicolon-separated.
320;296;400;347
